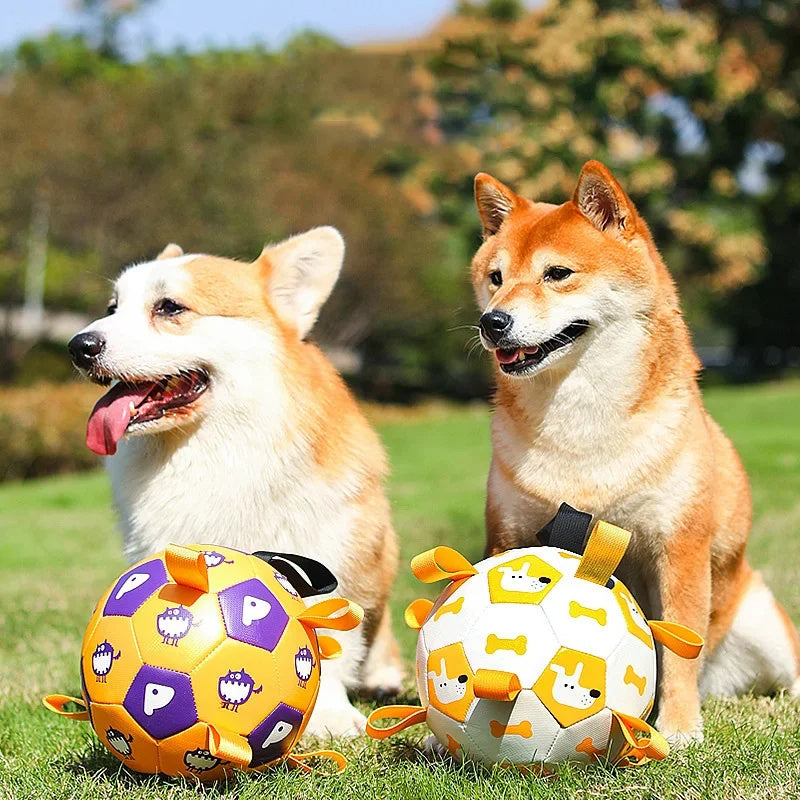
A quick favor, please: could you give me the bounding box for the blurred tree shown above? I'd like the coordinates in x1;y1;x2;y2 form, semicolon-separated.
74;0;155;59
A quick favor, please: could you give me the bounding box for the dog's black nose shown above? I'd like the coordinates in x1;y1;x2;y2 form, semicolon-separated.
68;332;105;368
479;309;513;345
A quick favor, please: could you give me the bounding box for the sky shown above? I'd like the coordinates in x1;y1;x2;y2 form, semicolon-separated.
1;0;466;56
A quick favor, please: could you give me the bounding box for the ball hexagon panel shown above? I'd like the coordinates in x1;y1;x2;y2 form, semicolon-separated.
421;575;491;654
270;621;321;716
103;558;169;618
159;722;233;780
540;575;628;660
465;690;561;766
426;706;468;762
247;702;304;769
486;552;564;607
90;703;160;773
218;578;289;653
461;602;559;690
604;632;656;720
533;647;606;728
425;642;477;724
183;544;254;593
611;580;654;650
133;584;226;671
545;707;613;765
81;614;141;705
123;664;198;739
191;639;278;732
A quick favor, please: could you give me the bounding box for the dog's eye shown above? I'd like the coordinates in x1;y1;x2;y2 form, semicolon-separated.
489;270;503;287
543;266;573;282
154;298;186;317
106;302;117;316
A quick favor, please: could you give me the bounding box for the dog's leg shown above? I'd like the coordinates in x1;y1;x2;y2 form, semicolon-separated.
652;526;710;747
700;569;800;698
360;607;404;697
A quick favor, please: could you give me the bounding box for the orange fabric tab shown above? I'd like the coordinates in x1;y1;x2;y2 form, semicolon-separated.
473;669;522;701
611;710;670;766
287;750;348;774
164;544;209;593
649;620;704;659
299;598;364;631
42;694;89;721
317;635;342;660
575;520;631;586
410;547;478;584
365;705;427;740
208;724;252;767
404;598;434;630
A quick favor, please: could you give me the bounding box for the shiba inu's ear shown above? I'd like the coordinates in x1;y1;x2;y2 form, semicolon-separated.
573;161;636;238
475;173;520;238
156;243;184;260
259;226;345;338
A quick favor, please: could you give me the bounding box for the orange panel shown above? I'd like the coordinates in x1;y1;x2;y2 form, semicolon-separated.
81;615;142;705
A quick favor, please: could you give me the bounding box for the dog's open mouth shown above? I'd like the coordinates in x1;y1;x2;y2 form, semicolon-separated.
494;321;589;375
86;369;209;456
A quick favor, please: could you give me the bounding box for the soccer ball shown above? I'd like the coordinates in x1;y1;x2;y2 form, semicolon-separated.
46;544;361;780
368;519;702;770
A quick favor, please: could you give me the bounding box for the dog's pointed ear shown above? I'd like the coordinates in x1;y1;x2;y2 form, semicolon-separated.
573;161;636;238
475;173;520;239
259;226;345;338
156;243;184;260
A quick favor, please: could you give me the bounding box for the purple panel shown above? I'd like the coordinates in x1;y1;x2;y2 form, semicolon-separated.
218;578;288;652
103;559;168;617
247;703;303;767
123;664;197;739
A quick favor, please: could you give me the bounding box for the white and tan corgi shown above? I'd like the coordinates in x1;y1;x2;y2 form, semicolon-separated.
470;161;800;744
68;227;402;737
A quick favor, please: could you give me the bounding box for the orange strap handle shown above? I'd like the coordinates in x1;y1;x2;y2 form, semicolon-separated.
286;750;348;774
575;520;631;587
612;710;670;766
365;705;427;740
42;694;89;721
299;599;364;631
649;620;704;659
208;725;252;767
473;669;522;701
404;598;434;630
164;544;209;592
410;547;478;583
317;635;342;660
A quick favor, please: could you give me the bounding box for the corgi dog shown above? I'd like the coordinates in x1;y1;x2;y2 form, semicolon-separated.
68;227;402;737
470;161;800;744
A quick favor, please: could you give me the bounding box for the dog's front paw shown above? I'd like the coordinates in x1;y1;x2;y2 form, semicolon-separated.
655;714;704;750
360;663;405;699
305;703;367;739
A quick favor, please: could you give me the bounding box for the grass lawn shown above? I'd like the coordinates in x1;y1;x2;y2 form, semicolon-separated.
1;381;799;799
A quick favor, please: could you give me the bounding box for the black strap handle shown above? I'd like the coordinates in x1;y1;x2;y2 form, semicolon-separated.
536;502;592;555
251;551;338;598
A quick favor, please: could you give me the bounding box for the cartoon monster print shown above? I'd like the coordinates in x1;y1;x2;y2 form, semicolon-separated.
217;668;263;711
201;550;234;568
497;562;552;593
294;646;316;688
549;662;602;709
273;571;300;598
91;640;121;682
156;605;196;646
106;727;134;758
183;748;227;773
427;658;469;705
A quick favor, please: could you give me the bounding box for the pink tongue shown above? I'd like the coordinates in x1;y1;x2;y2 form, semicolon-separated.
496;348;521;365
86;381;157;456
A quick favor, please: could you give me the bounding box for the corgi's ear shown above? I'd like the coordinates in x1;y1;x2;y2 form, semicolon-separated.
573;161;636;238
157;243;183;260
259;226;345;338
475;173;519;238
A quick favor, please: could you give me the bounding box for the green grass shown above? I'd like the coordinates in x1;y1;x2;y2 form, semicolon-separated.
1;382;799;799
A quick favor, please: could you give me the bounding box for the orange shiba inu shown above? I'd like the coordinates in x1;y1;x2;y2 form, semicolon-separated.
470;161;800;744
68;227;402;737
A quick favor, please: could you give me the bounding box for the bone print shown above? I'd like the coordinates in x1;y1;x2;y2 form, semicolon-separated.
485;633;527;655
433;596;464;621
575;736;606;759
568;600;607;626
624;664;646;695
489;720;533;739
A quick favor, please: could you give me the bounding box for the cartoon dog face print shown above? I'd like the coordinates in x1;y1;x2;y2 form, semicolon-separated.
427;658;469;705
488;554;561;605
549;662;602;709
497;562;552;593
612;582;654;648
534;648;606;727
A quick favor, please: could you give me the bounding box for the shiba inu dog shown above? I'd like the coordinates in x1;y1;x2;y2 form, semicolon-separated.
68;227;402;736
470;161;800;744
